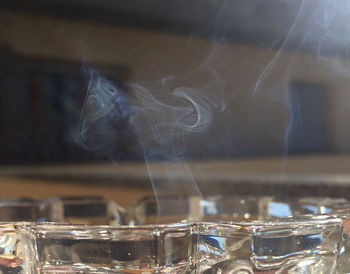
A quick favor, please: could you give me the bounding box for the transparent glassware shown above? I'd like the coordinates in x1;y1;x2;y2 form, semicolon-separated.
60;196;127;225
128;195;350;273
196;217;342;273
0;223;36;273
127;194;350;223
313;198;350;274
0;217;343;273
0;222;194;273
0;195;348;273
0;198;62;222
0;196;126;225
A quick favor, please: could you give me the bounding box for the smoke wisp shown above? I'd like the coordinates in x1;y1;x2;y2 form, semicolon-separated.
79;67;223;218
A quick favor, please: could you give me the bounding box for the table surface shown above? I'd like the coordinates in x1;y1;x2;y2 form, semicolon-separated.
2;154;350;204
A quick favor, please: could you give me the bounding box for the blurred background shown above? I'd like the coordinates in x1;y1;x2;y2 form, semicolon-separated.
1;0;350;204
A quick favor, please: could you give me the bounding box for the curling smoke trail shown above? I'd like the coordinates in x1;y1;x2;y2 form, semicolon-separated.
79;67;221;220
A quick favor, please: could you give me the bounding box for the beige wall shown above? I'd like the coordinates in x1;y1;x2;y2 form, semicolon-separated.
2;10;350;154
0;11;211;80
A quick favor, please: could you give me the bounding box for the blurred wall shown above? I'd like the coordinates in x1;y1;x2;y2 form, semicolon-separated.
1;10;350;162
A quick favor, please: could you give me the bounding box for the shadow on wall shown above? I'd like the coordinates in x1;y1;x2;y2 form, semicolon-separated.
0;46;134;164
288;82;328;154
